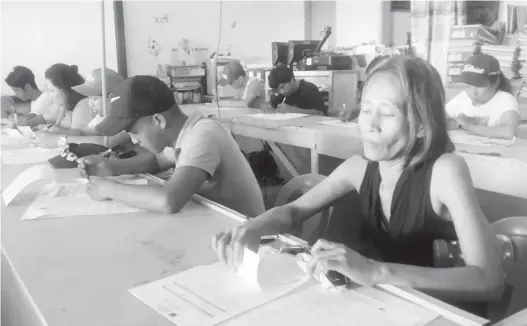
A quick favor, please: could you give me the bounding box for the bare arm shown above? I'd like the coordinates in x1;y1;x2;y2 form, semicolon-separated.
251;156;366;235
373;154;504;301
109;152;173;175
96;165;208;213
464;110;520;139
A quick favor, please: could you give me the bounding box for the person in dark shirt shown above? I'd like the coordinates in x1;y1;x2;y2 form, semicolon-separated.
267;64;326;115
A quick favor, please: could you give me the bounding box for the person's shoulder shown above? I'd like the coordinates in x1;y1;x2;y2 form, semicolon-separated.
492;91;518;107
299;79;319;91
432;153;470;186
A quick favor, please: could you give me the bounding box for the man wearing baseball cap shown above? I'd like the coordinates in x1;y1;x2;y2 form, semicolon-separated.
446;54;519;140
216;60;266;109
267;64;326;115
78;75;265;217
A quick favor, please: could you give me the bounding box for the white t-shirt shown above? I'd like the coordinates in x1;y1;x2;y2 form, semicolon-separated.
31;91;62;122
446;91;519;127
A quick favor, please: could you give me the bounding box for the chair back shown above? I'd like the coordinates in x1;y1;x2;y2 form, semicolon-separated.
274;174;326;244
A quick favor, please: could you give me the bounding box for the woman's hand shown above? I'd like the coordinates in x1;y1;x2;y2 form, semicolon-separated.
86;177;113;201
306;239;383;287
212;220;265;268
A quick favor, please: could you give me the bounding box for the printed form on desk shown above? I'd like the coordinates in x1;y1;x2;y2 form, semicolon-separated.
1;147;62;165
244;113;309;120
21;178;148;220
317;119;359;129
449;130;515;147
129;246;439;326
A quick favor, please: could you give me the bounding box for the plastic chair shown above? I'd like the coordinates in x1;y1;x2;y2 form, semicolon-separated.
433;217;527;321
274;174;327;244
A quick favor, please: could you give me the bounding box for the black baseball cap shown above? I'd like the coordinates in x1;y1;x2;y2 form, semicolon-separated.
95;75;176;136
218;60;246;86
268;64;294;90
48;143;109;169
456;54;501;87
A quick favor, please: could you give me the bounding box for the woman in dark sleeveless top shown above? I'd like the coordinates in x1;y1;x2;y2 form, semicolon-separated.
212;56;505;318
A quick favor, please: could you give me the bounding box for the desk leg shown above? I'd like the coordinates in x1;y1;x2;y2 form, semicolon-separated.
311;148;319;174
267;142;299;177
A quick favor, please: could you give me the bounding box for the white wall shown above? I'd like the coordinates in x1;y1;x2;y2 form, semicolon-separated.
391;11;411;47
310;1;336;50
122;1;306;76
1;1;118;96
336;0;388;47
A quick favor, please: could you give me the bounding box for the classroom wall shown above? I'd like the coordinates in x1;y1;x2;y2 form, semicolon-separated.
122;1;306;76
310;1;337;50
391;11;411;46
1;1;118;96
335;0;390;47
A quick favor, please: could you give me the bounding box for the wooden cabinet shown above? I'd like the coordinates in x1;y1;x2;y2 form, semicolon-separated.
264;70;359;115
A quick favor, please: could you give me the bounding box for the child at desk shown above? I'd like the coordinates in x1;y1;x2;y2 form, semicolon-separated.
77;75;265;218
212;55;504;317
446;54;520;140
214;60;266;109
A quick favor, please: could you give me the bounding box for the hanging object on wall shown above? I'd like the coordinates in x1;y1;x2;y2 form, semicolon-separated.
153;14;169;24
148;37;163;57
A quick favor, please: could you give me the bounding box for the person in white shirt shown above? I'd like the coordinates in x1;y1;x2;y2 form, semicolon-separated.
446;54;520;140
4;66;62;127
216;60;266;109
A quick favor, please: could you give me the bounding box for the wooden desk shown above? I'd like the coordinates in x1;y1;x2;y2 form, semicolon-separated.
182;104;527;198
1;139;485;326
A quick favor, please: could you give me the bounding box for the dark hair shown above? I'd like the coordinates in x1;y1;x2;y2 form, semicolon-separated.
363;55;455;169
45;64;86;111
365;55;391;75
5;66;38;89
268;64;294;89
490;72;513;94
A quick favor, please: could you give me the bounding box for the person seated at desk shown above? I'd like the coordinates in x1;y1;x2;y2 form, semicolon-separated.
4;66;62;127
446;54;520;140
71;68;126;136
38;64;94;136
265;64;326;116
212;55;504;315
215;60;265;109
78;75;265;217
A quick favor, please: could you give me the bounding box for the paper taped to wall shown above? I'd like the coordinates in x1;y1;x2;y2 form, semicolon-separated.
1;165;55;205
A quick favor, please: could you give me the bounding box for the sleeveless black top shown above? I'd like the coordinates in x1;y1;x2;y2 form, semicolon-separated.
359;160;457;267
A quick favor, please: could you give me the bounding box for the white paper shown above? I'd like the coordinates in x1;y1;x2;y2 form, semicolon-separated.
449;130;515;147
317;120;358;129
129;247;309;326
1;165;55;206
1;147;61;165
17;126;35;138
1;128;26;145
219;282;439;326
21;178;148;220
244;113;309;121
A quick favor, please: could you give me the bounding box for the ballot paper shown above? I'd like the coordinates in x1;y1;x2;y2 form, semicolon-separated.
1;165;55;206
130;246;439;326
1;128;26;145
317;119;358;129
21;178;148;220
1;147;61;165
220;281;439;326
244;113;309;120
129;246;309;326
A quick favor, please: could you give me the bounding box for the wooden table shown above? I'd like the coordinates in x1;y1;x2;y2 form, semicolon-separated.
1;138;486;326
182;104;527;199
